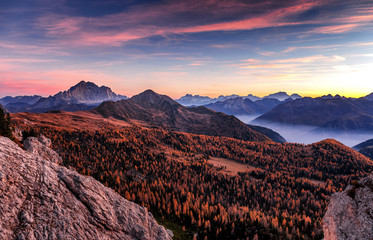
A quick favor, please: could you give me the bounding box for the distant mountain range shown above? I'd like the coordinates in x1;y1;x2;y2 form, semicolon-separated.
255;95;373;132
175;92;301;106
204;97;286;116
264;92;301;101
93;89;273;142
0;81;127;113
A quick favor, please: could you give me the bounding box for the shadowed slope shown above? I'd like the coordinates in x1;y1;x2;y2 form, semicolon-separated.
94;90;270;142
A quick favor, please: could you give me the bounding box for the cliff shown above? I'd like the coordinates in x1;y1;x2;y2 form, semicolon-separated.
0;136;172;240
323;174;373;240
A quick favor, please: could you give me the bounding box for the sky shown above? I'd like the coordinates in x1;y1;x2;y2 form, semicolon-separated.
0;0;373;98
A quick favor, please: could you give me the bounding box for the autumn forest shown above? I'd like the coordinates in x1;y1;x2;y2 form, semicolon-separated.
26;123;372;240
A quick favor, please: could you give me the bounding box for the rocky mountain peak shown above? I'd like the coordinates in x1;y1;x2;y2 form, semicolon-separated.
0;136;172;240
53;81;126;105
323;173;373;240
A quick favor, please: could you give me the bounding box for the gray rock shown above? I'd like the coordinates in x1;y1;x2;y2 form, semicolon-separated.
323;174;373;240
23;136;62;164
0;136;172;240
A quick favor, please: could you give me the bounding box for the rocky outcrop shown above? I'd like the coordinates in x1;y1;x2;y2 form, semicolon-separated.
323;174;373;240
0;136;172;240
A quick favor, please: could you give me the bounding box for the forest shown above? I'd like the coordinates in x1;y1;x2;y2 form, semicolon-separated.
30;125;372;240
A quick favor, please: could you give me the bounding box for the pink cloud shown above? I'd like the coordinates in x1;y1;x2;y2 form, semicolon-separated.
240;55;345;69
0;68;122;97
33;0;327;47
311;24;360;34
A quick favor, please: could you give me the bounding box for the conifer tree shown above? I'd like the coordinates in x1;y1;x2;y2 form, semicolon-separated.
0;108;13;139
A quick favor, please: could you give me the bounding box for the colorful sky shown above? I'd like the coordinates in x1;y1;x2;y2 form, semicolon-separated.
1;0;373;98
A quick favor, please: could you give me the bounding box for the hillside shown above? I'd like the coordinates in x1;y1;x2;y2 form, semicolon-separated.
256;97;373;131
0;135;171;240
93;89;270;142
246;124;286;143
12;111;373;239
353;139;373;151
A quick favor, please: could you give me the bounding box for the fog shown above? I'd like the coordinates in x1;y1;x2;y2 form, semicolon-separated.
236;115;373;147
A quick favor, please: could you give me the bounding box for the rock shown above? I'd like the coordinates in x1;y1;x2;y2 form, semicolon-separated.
23;136;62;164
0;136;172;240
323;174;373;240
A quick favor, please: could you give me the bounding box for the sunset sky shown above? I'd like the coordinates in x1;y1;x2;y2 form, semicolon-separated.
1;0;373;98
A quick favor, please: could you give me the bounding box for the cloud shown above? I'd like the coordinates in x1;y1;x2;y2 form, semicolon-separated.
30;0;327;47
311;24;360;34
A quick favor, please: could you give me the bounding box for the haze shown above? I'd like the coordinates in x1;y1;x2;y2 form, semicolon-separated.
236;115;372;147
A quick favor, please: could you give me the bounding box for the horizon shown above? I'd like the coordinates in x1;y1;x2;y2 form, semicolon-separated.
1;1;373;98
0;80;372;99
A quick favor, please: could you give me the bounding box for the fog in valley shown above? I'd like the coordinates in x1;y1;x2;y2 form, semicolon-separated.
236;115;373;147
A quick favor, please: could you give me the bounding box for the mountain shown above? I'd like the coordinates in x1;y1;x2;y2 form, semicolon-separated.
175;94;242;106
53;81;126;105
263;92;290;101
0;135;171;240
175;93;263;106
353;139;373;159
176;92;301;106
204;97;283;116
364;92;373;101
8;81;127;113
94;89;270;142
262;92;302;101
323;173;373;240
0;95;42;113
175;94;214;106
290;93;302;100
0;95;41;105
353;139;373;151
246;124;286;143
255;97;373;131
245;94;262;101
359;146;373;159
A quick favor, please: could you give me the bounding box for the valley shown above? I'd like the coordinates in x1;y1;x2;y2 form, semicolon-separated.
2;81;373;239
11;108;373;240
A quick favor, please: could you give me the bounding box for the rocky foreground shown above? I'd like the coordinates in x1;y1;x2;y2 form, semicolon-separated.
0;136;172;240
323;174;373;240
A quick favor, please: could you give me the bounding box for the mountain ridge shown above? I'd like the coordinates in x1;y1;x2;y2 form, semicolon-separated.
93;89;271;142
255;97;373;131
2;81;127;113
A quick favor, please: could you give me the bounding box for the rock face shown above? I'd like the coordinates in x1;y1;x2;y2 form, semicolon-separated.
323;174;373;240
4;81;127;113
0;136;171;240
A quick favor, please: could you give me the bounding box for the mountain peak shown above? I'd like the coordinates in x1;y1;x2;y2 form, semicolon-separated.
53;81;126;105
131;89;179;108
264;92;290;101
